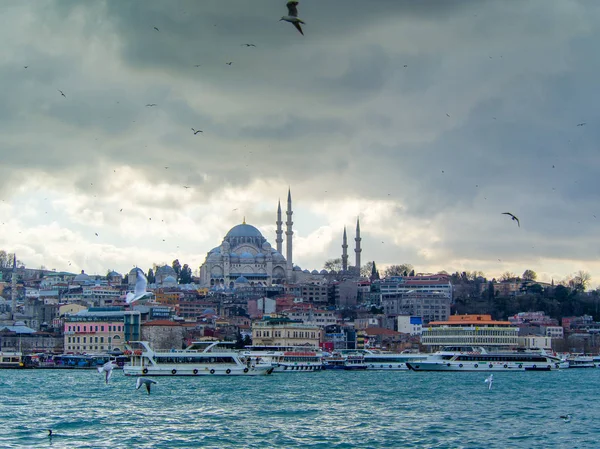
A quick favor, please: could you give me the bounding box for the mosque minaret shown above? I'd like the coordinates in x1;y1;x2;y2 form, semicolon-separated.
276;200;283;254
355;217;362;275
285;188;294;281
341;226;348;272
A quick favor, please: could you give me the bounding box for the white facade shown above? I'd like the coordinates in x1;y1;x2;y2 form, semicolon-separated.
519;336;553;350
397;316;423;336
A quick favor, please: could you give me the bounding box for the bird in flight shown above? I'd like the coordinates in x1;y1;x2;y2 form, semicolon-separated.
242;44;256;47
191;128;203;135
95;233;99;237
577;123;586;127
560;414;572;423
154;27;159;32
58;89;66;98
98;361;118;384
24;66;28;69
502;212;520;227
183;186;190;189
280;0;305;35
146;104;157;107
226;62;233;65
136;377;158;394
193;64;201;67
484;374;493;390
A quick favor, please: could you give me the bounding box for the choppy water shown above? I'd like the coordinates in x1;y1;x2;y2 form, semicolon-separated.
0;369;598;448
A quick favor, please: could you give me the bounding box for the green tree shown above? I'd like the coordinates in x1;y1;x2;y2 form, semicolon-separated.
179;264;193;284
147;268;155;284
384;264;413;278
361;261;374;278
522;269;537;281
172;259;182;278
324;258;343;271
500;271;517;282
570;270;591;292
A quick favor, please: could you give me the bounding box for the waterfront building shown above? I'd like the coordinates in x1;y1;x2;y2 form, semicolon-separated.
251;315;322;347
420;314;519;350
141;320;184;351
64;308;141;353
397;316;423;336
382;291;451;325
283;307;338;328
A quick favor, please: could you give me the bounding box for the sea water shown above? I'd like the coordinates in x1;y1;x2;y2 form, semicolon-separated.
0;369;597;448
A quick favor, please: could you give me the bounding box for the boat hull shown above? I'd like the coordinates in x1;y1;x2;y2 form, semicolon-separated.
123;365;274;376
406;361;562;372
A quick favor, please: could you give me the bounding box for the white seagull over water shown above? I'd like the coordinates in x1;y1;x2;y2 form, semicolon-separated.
125;268;150;304
484;374;494;390
136;377;158;394
97;361;118;384
280;1;305;35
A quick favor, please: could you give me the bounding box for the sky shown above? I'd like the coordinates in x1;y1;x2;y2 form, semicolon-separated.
1;0;599;286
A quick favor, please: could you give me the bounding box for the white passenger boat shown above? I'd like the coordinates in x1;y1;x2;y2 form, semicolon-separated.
0;351;23;369
241;346;324;372
360;349;429;371
405;346;567;372
123;341;274;376
567;354;596;368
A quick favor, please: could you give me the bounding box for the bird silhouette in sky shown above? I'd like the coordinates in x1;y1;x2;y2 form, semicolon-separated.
146;104;157;107
577;123;586;127
183;186;190;189
226;62;232;65
191;128;203;135
58;89;66;98
242;44;256;47
502;212;520;227
154;27;159;32
280;1;305;35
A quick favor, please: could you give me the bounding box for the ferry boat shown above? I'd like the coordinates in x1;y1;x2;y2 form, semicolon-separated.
360;349;429;371
241;346;324;372
567;354;596;368
0;351;23;368
405;346;566;372
323;353;368;370
123;341;274;376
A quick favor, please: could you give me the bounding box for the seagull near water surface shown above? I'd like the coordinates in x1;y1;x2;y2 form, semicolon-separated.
484;374;494;390
97;361;118;384
136;377;158;394
125;268;151;304
280;1;305;36
502;212;520;227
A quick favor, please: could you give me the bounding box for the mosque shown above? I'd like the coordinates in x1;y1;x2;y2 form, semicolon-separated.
199;190;363;289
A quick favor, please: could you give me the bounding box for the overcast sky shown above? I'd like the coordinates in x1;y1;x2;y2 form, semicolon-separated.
1;0;599;286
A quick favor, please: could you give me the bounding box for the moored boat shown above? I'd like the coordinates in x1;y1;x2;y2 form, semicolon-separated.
241;346;324;372
0;351;23;368
406;346;566;371
123;341;274;376
567;354;596;368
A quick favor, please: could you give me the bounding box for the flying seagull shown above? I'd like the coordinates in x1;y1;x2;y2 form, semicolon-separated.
193;64;201;67
136;377;158;394
125;268;150;304
146;104;157;107
154;27;159;32
191;128;203;135
242;44;256;47
95;233;99;237
560;414;572;422
502;212;520;227
183;186;191;189
58;89;66;98
577;123;586;127
484;374;493;390
97;361;118;384
226;62;232;65
280;0;305;35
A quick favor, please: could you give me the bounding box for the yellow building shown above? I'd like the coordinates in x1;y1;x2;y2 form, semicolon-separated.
252;316;322;347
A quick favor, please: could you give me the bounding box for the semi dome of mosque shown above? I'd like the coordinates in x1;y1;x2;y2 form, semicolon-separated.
225;224;264;239
311;270;319;275
107;271;121;277
320;270;328;275
240;252;254;261
255;252;265;261
230;252;240;261
163;275;177;284
271;250;285;262
235;276;249;284
209;247;221;254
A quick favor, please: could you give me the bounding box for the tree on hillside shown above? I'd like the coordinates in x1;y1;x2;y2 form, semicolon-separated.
324;258;343;272
500;271;517;282
360;262;374;278
179;264;193;284
147;268;155;284
570;270;591;292
172;259;182;278
522;269;537;281
384;264;414;277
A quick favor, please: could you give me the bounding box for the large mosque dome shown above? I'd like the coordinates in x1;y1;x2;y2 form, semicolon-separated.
225;224;264;239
